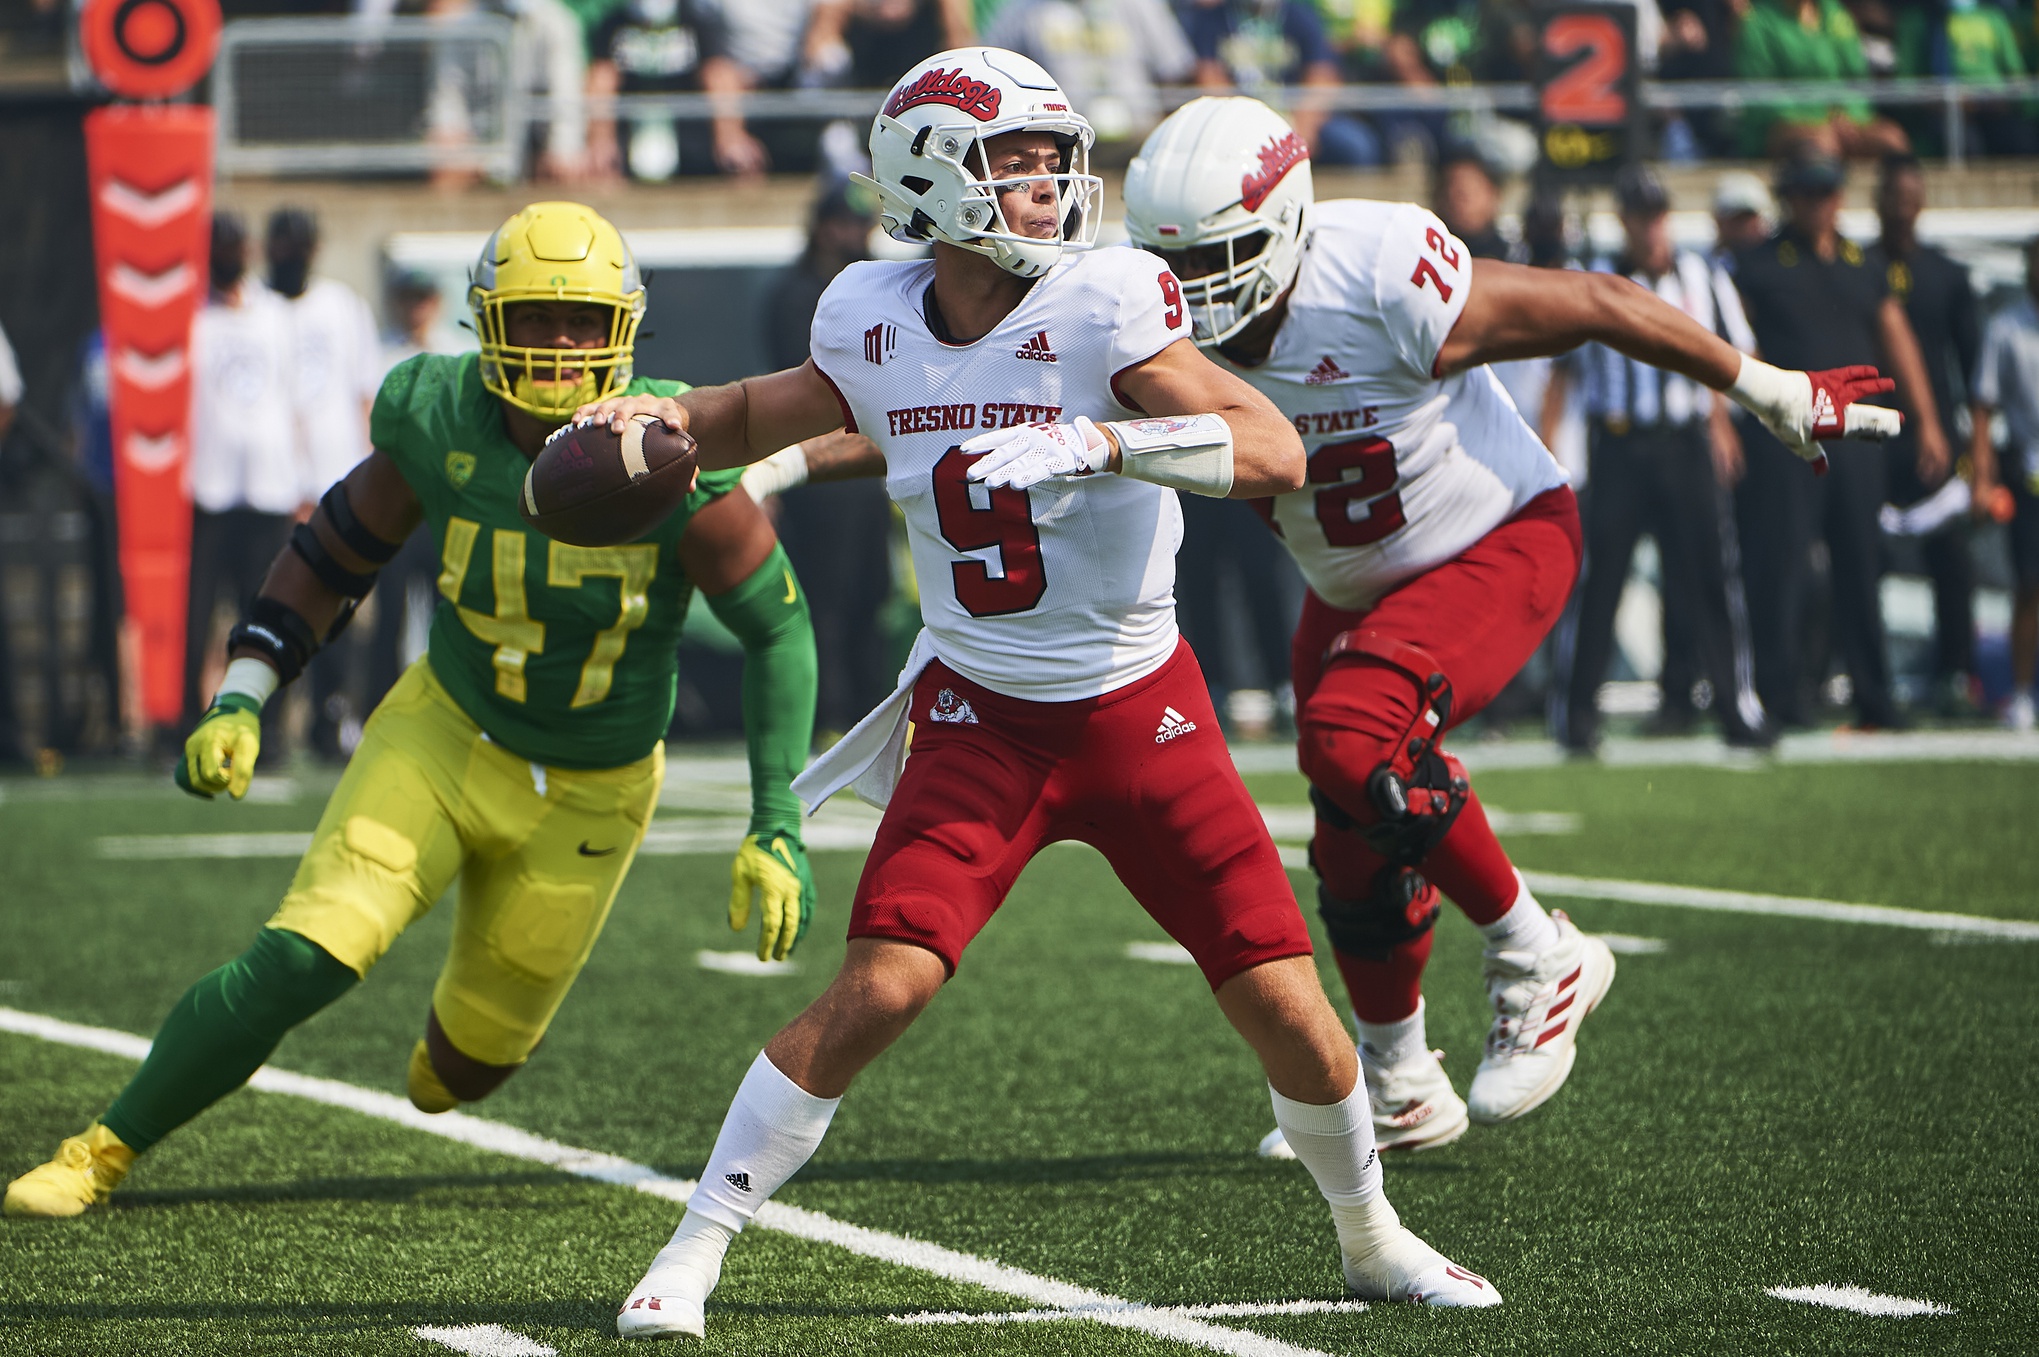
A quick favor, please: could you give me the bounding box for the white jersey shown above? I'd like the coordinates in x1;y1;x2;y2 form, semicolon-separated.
1219;199;1568;612
282;277;382;491
811;246;1193;701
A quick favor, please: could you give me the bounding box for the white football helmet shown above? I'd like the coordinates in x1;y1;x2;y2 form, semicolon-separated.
853;47;1102;279
1124;97;1313;345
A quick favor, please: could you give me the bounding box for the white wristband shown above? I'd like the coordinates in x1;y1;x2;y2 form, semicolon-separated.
741;444;810;501
1103;414;1236;498
216;656;280;709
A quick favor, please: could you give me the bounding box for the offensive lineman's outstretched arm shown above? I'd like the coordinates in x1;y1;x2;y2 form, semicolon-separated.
574;361;848;471
1436;259;1901;466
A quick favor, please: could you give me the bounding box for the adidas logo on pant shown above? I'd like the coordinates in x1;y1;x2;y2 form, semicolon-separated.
1154;706;1197;743
724;1171;752;1193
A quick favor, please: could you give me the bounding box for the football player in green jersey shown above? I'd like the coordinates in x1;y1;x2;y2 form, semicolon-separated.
5;202;821;1219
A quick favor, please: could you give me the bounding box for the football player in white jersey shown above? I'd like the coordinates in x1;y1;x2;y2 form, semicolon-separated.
1123;97;1904;1157
575;52;1503;1336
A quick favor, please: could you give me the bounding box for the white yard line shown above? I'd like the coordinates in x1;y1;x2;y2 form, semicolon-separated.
1230;729;2039;774
1519;872;2039;941
0;1007;1340;1357
412;1323;557;1355
892;1299;1369;1326
696;950;800;977
1766;1284;1954;1317
1593;934;1669;955
92;830;2039;943
1125;942;1199;965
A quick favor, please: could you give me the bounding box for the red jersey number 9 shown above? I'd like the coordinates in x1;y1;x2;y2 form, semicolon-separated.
932;446;1049;617
1310;436;1405;547
1158;271;1184;330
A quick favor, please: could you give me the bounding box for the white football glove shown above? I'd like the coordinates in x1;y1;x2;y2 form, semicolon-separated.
1727;356;1902;472
961;418;1111;491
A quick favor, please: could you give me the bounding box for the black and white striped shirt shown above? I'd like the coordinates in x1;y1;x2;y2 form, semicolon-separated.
1581;250;1755;430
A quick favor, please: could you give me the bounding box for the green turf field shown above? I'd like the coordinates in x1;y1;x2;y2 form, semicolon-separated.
3;749;2035;1355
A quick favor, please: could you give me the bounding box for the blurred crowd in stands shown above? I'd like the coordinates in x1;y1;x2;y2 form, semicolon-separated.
13;0;2032;178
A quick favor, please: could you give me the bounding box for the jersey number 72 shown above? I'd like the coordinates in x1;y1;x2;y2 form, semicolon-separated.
932;445;1047;617
1311;436;1405;547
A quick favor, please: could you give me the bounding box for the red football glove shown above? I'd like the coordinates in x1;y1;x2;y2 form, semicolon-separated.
1728;358;1902;478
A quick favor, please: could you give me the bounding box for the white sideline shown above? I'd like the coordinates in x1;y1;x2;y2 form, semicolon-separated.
0;1006;1341;1357
1766;1284;1954;1317
412;1323;556;1356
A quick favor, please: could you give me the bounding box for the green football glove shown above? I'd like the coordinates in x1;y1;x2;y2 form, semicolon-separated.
728;831;814;962
174;693;263;800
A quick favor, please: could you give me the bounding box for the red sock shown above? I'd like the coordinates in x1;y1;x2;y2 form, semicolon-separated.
1421;791;1520;926
1335;931;1434;1025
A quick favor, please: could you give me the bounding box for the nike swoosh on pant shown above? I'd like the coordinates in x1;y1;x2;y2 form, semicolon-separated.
578;842;618;857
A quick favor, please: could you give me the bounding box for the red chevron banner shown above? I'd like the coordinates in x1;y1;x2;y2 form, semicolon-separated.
85;104;213;726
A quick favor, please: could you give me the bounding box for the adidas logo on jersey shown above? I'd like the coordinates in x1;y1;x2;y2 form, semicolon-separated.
929;688;980;725
1304;355;1351;386
724;1171;752;1193
1015;330;1057;362
864;323;897;365
1154;706;1197;743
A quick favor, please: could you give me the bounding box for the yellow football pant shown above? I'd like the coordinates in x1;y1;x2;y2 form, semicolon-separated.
269;659;662;1067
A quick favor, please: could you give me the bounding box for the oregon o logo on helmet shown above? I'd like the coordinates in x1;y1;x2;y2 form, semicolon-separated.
81;0;220;99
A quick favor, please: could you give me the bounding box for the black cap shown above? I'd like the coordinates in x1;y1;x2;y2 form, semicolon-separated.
1775;148;1846;198
1616;164;1670;215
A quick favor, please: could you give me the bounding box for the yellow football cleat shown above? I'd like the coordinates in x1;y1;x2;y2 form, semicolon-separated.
4;1123;134;1219
407;1039;461;1114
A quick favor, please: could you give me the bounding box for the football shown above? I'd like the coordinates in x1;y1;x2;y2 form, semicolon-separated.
520;413;699;547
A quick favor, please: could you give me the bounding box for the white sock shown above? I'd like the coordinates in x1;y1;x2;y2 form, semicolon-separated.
1268;1080;1398;1252
1356;998;1428;1071
682;1051;842;1234
1478;872;1561;956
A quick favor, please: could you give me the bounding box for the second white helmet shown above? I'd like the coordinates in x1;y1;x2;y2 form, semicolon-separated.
854;47;1103;279
1123;97;1313;345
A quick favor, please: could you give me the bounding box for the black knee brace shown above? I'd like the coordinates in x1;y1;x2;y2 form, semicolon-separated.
1314;855;1442;961
1320;629;1471;865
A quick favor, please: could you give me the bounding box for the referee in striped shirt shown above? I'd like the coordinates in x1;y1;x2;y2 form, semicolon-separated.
1558;166;1770;750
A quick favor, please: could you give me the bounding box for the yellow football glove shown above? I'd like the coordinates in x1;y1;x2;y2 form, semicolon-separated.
728;832;814;962
175;694;263;800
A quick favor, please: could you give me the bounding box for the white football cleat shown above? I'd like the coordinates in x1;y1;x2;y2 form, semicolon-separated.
1256;1126;1298;1159
617;1241;720;1340
1467;910;1615;1124
1367;1049;1470;1153
1342;1225;1502;1308
1257;1048;1468;1158
617;1290;704;1340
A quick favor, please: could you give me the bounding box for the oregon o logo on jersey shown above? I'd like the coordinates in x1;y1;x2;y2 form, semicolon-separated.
445;451;477;489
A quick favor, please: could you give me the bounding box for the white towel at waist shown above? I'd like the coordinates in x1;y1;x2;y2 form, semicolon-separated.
791;628;937;814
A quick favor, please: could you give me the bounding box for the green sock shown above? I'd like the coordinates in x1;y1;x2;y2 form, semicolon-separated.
101;928;357;1152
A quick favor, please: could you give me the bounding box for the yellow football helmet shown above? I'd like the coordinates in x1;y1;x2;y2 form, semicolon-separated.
469;202;646;420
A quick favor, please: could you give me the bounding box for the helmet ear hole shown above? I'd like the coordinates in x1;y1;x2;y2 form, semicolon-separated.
901;175;934;196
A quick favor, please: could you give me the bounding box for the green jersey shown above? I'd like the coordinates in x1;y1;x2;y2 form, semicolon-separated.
372;352;741;769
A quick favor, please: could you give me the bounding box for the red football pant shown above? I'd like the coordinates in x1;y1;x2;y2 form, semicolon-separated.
849;639;1313;992
1292;487;1582;1023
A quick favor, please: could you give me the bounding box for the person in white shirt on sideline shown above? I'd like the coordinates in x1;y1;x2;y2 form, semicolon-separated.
1971;237;2039;732
183;213;306;735
266;208;383;758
